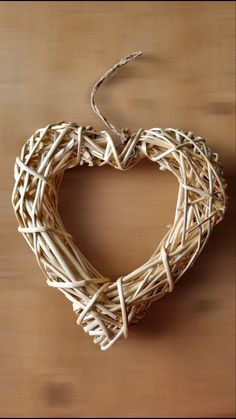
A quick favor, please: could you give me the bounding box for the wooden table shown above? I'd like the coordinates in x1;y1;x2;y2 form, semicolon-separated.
0;2;235;417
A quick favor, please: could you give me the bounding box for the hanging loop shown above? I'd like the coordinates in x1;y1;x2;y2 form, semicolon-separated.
90;51;142;142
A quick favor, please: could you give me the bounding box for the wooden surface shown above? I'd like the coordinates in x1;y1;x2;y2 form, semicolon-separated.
0;1;235;417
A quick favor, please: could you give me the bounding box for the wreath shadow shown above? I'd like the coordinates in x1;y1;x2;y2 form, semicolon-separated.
130;175;234;339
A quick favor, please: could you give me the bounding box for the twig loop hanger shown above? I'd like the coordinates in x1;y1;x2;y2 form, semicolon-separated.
90;51;143;142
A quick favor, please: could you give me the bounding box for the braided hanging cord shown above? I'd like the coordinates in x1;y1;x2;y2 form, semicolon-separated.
90;50;142;141
12;51;227;350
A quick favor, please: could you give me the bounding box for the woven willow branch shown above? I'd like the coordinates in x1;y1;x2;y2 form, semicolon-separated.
12;52;227;350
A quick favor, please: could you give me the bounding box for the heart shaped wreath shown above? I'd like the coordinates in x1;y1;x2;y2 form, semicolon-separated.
12;52;227;350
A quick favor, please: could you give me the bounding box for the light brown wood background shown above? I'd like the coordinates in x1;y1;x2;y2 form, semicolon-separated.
0;1;235;418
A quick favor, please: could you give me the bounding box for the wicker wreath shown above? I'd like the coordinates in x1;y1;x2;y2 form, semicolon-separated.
12;52;227;350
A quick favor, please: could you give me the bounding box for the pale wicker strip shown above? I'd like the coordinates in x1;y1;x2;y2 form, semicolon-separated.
12;52;227;350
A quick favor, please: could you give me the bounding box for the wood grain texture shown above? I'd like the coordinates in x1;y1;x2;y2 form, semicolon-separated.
0;1;235;417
